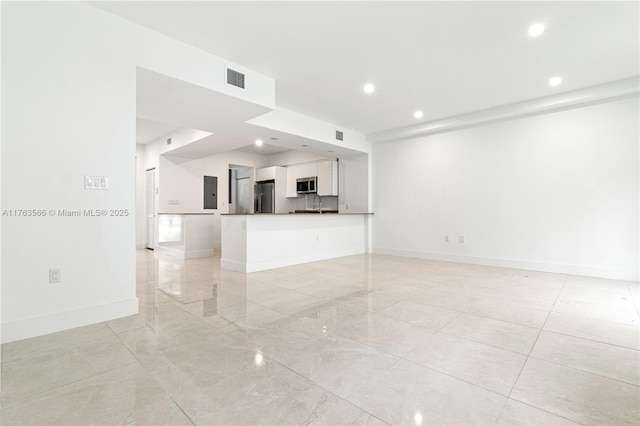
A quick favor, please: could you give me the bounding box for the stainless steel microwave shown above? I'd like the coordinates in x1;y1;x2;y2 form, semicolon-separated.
296;177;317;194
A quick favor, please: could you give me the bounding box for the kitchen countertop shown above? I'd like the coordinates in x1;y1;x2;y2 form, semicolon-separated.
221;211;373;216
157;212;215;215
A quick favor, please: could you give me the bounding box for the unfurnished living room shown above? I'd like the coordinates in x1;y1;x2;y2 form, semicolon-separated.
1;1;639;425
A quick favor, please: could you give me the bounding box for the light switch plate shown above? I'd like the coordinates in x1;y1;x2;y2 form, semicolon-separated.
85;176;108;190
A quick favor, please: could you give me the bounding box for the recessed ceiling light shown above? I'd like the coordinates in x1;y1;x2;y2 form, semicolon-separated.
414;110;424;119
549;76;562;87
363;83;375;94
528;23;545;37
255;139;263;146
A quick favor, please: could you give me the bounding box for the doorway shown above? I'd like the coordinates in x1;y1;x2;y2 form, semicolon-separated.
145;168;157;249
228;164;253;214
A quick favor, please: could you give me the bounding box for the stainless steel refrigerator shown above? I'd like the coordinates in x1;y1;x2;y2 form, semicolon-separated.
254;180;275;214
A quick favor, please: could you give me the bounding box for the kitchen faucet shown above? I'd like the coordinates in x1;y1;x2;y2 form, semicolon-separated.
313;194;322;212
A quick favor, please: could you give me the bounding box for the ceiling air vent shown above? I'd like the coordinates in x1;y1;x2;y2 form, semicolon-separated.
335;130;344;141
226;68;245;89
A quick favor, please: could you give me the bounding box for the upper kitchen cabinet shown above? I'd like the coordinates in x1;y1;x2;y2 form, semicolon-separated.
286;162;318;197
317;160;338;196
256;165;284;182
285;160;338;197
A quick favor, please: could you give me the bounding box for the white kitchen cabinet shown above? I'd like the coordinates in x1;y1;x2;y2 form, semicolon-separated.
317;160;338;196
256;166;279;182
286;163;318;197
297;163;318;179
286;165;299;198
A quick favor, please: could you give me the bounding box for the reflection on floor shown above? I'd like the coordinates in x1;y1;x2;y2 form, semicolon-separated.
2;250;639;425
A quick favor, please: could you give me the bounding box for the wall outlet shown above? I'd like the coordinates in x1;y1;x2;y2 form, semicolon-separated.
316;234;320;242
345;204;349;210
49;268;62;284
444;235;449;242
459;236;465;244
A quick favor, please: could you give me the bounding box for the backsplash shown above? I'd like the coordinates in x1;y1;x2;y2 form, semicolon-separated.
288;195;338;212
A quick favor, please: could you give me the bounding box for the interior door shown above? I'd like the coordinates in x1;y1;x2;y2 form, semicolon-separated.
145;168;156;249
237;177;251;214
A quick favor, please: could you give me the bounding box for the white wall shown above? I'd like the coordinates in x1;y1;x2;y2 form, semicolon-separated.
373;97;639;281
1;1;275;343
339;154;370;213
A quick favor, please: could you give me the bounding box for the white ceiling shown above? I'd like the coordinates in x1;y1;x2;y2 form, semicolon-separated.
95;1;638;137
136;118;180;145
136;67;365;157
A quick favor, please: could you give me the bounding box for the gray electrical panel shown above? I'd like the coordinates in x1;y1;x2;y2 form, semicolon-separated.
204;176;218;209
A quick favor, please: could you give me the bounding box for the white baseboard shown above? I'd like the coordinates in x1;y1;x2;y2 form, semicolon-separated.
221;258;248;273
155;246;214;259
1;297;139;344
373;247;638;281
222;248;365;273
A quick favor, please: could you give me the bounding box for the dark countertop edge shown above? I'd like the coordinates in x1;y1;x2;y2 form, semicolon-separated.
157;212;215;215
221;212;374;216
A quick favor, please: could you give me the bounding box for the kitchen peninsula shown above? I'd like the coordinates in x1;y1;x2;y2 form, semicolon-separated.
221;212;371;272
156;213;215;259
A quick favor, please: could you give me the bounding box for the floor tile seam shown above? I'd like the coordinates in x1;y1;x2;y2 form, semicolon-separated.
458;309;546;330
403;296;469;314
110;329;218;423
496;397;588;426
357;296;408;316
398;356;512;399
177;303;236;330
451;312;543;332
0;358;144;410
548;309;640;328
369;289;420;301
537;329;637;352
260;351;390;425
525;353;640;388
111;328;155;370
77;347;141;376
330;324;435;359
536;329;640;352
0;327;121;366
340;355;406;403
555;295;640;310
508;276;568;398
164;392;196;426
428;329;531;357
471;296;556;311
308;385;390;426
507;274;568;400
373;308;460;333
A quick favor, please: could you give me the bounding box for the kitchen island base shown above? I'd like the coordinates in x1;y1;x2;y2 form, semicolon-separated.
221;214;368;273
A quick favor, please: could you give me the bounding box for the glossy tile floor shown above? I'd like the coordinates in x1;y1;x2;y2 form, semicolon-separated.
2;251;639;425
